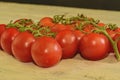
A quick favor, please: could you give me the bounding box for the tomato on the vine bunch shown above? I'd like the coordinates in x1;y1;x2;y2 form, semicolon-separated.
1;14;120;68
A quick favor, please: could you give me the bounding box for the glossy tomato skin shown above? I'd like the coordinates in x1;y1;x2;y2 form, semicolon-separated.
1;28;19;54
79;33;110;60
31;36;62;68
0;24;6;49
51;24;75;33
12;31;35;62
38;17;55;27
55;30;78;59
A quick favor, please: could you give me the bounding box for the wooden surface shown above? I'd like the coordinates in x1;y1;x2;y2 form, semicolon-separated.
0;2;120;80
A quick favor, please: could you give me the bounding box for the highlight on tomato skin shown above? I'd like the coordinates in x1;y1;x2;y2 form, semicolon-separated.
31;36;62;68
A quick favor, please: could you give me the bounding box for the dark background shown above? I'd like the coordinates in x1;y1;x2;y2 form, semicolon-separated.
1;0;120;11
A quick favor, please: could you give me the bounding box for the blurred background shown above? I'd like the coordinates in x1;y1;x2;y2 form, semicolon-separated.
0;0;120;11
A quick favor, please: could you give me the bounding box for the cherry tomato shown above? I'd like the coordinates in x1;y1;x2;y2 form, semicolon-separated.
113;33;120;53
0;24;6;49
31;36;62;67
73;30;85;51
1;28;19;54
79;33;110;60
73;30;85;43
55;30;77;59
38;17;55;27
12;31;35;62
106;28;116;52
51;24;75;33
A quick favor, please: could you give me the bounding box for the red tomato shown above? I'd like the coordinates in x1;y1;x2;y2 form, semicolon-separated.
1;28;19;54
55;30;78;59
51;24;75;33
12;31;35;62
0;24;6;49
79;33;110;60
106;28;117;52
113;33;120;53
106;27;120;53
73;30;85;51
14;18;33;26
38;17;55;27
31;36;62;67
73;30;85;43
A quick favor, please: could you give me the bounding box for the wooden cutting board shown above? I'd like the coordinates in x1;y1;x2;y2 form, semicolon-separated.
0;2;120;80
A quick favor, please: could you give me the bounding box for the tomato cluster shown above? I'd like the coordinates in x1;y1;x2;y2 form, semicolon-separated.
0;14;120;68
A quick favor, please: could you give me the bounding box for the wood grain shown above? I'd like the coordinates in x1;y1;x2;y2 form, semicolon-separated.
0;2;120;80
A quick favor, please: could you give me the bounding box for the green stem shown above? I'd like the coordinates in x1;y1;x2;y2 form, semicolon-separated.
102;30;120;61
